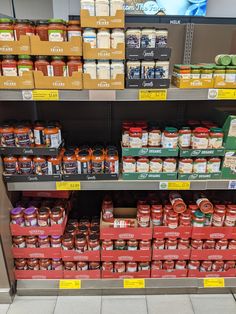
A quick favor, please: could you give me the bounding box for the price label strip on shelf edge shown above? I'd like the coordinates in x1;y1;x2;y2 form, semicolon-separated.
22;90;59;101
139;89;167;101
56;181;81;190
123;279;145;289
160;181;191;190
203;278;225;288
208;89;236;100
59;280;81;289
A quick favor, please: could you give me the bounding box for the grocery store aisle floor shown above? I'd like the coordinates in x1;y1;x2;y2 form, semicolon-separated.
1;294;236;314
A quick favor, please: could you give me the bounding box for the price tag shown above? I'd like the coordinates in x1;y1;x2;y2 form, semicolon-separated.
228;181;236;189
124;279;145;289
204;278;225;288
22;90;59;101
56;181;81;190
59;280;81;289
139;89;167;101
208;89;236;100
167;181;191;190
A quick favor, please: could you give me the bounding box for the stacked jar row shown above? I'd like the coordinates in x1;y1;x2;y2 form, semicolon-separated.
83;28;124;49
126;61;169;80
81;0;124;16
126;28;168;49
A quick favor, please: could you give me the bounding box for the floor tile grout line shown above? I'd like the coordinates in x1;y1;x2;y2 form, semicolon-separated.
100;295;103;314
145;295;149;314
189;295;196;314
52;295;58;314
231;292;236;303
6;304;10;314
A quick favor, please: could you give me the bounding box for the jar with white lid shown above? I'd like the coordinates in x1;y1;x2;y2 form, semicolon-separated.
156;29;168;48
97;28;110;48
126;29;141;48
81;0;95;16
95;0;109;16
127;61;141;79
84;60;97;79
111;61;124;79
97;60;110;79
110;0;124;15
83;28;97;48
141;61;155;79
111;29;124;48
155;61;169;79
141;28;156;48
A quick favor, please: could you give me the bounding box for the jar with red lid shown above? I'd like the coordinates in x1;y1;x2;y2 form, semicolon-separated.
38;236;50;248
64;261;76;271
188;204;198;214
200;260;212;272
209;127;224;149
14;125;31;147
12;236;26;248
178;238;190;249
18;156;32;174
62;234;74;250
163;158;177;173
102;197;113;222
191;239;203;250
88;234;100;251
35;20;48;41
51;236;62;248
126;261;137;272
129;128;143;148
169;192;187;214
192;127;209;149
149;157;162;173
14;19;33;40
212;260;224;272
224;261;236;271
179;215;191;226
0;124;15;146
153;239;165;250
178;158;193;174
67;20;81;41
165;238;177;250
148;125;161;147
102;240;113;250
48;19;66;42
91;149;105;174
193;158;207;173
15;258;27;270
139;240;151;250
203;240;215;250
51;56;67;76
162;127;178;148
215;239;228;250
151;260;162;270
136;156;149;173
23;207;37;226
77;261;88;271
127;239;138;250
137;204;150;227
2;55;17;76
102;261;114;272
123;156;136;173
178;127;192;148
39;258;52;270
114;261;126;273
17;55;33;76
37;207;50;226
114;240;126;250
50;207;63;225
0;18;14;41
175;260;186;270
3;156;18;174
166;214;178;229
188;260;200;270
67;56;83;76
25;236;38;248
228;240;236;249
194;192;214;214
136;122;148;146
163;260;175;271
52;258;63;270
151;205;163;226
33;156;48;175
89;262;100;270
27;258;39;270
225;205;236;227
212;205;226;227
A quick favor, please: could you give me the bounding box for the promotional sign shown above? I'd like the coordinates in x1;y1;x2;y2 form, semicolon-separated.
125;0;208;16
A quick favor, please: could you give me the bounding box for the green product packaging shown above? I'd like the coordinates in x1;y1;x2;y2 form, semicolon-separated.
215;54;232;66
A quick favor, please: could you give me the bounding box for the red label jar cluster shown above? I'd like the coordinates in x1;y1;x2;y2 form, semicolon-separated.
102;239;151;250
14;258;64;270
64;261;100;271
191;239;236;250
102;261;150;273
12;235;62;248
178;157;222;174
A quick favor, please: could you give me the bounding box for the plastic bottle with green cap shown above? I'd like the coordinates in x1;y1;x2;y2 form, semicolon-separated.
215;54;232;66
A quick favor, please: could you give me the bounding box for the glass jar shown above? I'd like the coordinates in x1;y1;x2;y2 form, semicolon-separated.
114;240;126;250
129;127;142;148
201;66;214;79
23;207;37;226
27;258;39;270
14;19;32;40
77;261;88;271
193;158;207;174
192;127;209;149
105;149;119;174
62;234;74;250
15;258;27;270
225;66;236;83
12;236;26;248
139;240;151;250
35;20;48;41
74;233;87;252
127;239;138;250
136;156;149;173
137;204;150;227
213;66;225;79
0;123;15;146
26;236;38;248
51;56;67;76
14;124;31;147
178;158;193;174
18;156;32;174
102;240;113;250
81;0;95;16
2;55;17;76
207;157;221;173
163;158;177;173
88;234;100;251
67;56;82;77
95;0;109;16
64;261;76;270
148;125;161;147
3;156;18;174
52;258;63;270
67;20;81;41
33;156;48;175
178;127;192;148
37;207;50;227
35;56;50;76
39;258;52;270
0;18;14;41
50;207;63;225
91;149;105;174
51;235;62;248
48;19;66;42
110;0;124;16
162;127;178;148
192;210;205;227
38;235;50;248
209;127;223;149
122;156;136;173
190;65;201;79
44;125;60;147
102;261;113;272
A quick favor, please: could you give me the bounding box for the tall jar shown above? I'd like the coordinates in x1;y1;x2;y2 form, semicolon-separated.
110;0;124;15
97;28;110;49
81;0;95;16
67;20;81;41
48;19;66;42
0;18;14;41
35;20;48;41
95;0;109;16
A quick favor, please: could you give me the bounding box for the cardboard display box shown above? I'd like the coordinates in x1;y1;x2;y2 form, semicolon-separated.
222;151;236;179
223;116;236;149
178;173;222;180
153;226;192;239
191;227;233;240
0;35;30;55
22;191;71;199
0;71;34;89
83;73;124;90
3;174;62;183
63;173;118;181
214;76;236;89
172;76;214;89
102;270;150;278
179;148;225;157
101;249;151;262
62;250;100;262
30;35;82;56
151;269;188;278
152;249;191;261
0;146;61;156
83;42;125;60
122;146;179;157
33;71;82;90
190;249;236;261
122;172;177;181
126;47;171;61
188;269;236;278
80;10;125;28
12;247;62;259
14;269;63;279
100;208;153;240
63;270;101;279
126;78;170;89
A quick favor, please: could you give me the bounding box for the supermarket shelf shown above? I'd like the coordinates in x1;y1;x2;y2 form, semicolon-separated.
0;87;211;102
6;179;232;191
17;278;236;296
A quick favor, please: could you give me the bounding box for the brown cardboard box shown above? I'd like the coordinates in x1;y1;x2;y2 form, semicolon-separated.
214;76;236;88
83;73;124;90
80;9;125;28
172;76;214;89
33;71;82;90
83;42;125;59
0;71;34;89
0;35;30;55
30;35;82;56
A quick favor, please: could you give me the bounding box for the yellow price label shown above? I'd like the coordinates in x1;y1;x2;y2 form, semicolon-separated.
139;89;167;101
168;181;190;190
32;90;59;101
59;280;81;289
204;278;225;288
56;181;81;190
124;279;145;289
208;89;236;100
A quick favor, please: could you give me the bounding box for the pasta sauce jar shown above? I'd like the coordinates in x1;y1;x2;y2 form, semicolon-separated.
48;19;66;42
35;56;50;76
0;124;15;146
35;20;48;41
67;56;83;76
17;55;33;76
14;125;31;147
192;127;209;149
3;156;18;174
0;18;14;41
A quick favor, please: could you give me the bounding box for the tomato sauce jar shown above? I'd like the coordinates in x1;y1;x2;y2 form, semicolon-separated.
178;239;190;249
75;233;87;252
151;260;162;270
162;127;178;148
15;258;27;270
50;207;63;225
151;205;163;226
114;261;125;273
62;234;74;250
163;158;177;173
33;156;48;175
212;205;226;227
48;19;66;42
169;192;187;213
35;56;50;76
193;158;207;173
153;239;165;250
136;156;149;173
209;127;223;149
89;262;100;270
148;125;161;147
51;236;62;248
0;124;15;146
166;214;178;229
114;240;126;250
212;260;224;272
3;156;18;174
203;240;215;250
2;55;17;76
63;150;78;174
105;149;119;174
215;239;228;250
67;20;82;41
48;156;61;175
140;240;151;250
67;56;83;76
39;258;52;270
12;236;26;248
224;261;236;271
14;19;32;40
51;56;67;76
127;239;138;250
200;260;212;272
192;210;206;227
175;260;186;270
88;234;100;251
102;240;113;250
45;124;60;147
137;204;150;227
188;260;200;270
27;258;39;270
225;205;236;227
207;157;221;173
37;207;50;227
35;20;48;41
165;238;178;250
91;149;104;174
122;121;133;147
17;55;33;76
191;239;203;250
64;261;76;271
123;156;136;173
178;158;193;174
163;260;175;271
26;235;38;248
24;207;37;226
138;262;150;270
126;261;137;272
129;127;142;148
228;240;236;249
52;258;63;270
102;262;114;272
14;124;31;147
178;127;192;148
18;156;32;174
38;236;50;248
192;127;209;149
0;18;14;41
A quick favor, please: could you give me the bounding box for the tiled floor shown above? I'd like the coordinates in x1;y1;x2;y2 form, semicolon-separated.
1;294;236;314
